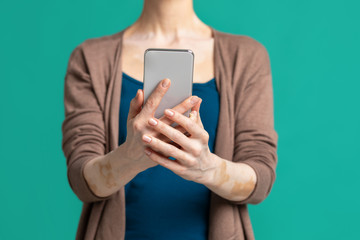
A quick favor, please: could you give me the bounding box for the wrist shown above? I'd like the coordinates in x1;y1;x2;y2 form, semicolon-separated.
202;152;223;187
111;143;149;176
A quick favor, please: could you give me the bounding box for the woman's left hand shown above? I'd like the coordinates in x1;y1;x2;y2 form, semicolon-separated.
141;98;218;185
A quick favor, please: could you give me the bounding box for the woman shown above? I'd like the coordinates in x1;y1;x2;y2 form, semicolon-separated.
61;0;278;239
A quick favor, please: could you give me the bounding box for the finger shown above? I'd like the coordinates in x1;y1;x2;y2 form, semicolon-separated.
144;147;185;173
142;134;192;165
156;124;189;143
127;89;143;120
168;141;182;149
189;110;197;121
158;95;201;125
148;95;200;142
193;98;204;129
147;117;195;151
191;97;201;113
163;108;204;138
140;78;171;118
197;110;204;129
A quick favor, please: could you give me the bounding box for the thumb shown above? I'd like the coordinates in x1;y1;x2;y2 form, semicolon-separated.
191;98;202;113
190;98;204;128
128;89;143;120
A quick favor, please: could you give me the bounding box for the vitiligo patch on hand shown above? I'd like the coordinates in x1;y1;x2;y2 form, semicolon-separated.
189;111;197;120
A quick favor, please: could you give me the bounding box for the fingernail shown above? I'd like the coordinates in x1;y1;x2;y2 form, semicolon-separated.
165;109;174;116
148;118;158;126
142;135;152;143
190;96;200;104
162;78;170;88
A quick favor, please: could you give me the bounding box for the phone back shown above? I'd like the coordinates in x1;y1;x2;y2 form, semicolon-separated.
143;48;194;121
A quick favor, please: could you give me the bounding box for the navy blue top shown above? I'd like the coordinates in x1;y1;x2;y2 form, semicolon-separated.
119;72;220;240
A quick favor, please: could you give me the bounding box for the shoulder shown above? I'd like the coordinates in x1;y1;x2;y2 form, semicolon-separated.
66;30;124;87
214;29;270;61
214;30;272;88
67;30;123;72
82;31;122;52
70;30;122;63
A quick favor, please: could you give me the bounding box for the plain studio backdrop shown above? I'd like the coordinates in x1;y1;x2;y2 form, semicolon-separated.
0;0;359;239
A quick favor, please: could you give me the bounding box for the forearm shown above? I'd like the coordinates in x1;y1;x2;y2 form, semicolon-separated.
204;153;257;202
83;144;148;198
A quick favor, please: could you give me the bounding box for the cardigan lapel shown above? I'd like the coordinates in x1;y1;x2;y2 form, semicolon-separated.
208;27;237;240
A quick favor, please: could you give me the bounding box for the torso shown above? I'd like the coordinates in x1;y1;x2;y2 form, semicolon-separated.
121;26;215;84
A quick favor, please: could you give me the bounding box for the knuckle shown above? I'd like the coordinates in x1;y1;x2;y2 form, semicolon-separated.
146;98;156;109
172;130;183;142
167;146;177;156
132;121;142;131
184;121;193;130
201;131;209;143
188;159;197;167
191;145;202;157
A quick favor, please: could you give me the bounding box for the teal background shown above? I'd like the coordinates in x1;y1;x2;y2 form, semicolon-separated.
1;0;359;239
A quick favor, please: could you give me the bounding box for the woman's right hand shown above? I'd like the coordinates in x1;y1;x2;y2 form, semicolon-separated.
122;78;201;169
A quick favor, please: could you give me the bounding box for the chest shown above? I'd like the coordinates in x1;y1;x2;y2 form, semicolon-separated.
121;38;215;84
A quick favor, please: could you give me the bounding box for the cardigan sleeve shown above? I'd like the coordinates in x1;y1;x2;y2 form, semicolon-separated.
230;42;278;205
61;44;112;203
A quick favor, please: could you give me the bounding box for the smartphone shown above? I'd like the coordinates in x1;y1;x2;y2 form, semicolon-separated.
143;48;194;127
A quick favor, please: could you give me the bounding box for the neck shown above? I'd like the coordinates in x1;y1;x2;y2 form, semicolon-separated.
125;0;211;40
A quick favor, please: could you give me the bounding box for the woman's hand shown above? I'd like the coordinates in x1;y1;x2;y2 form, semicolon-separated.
123;78;201;170
141;98;218;185
82;78;202;199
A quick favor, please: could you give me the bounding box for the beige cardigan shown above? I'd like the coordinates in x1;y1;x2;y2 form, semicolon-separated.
61;26;278;240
